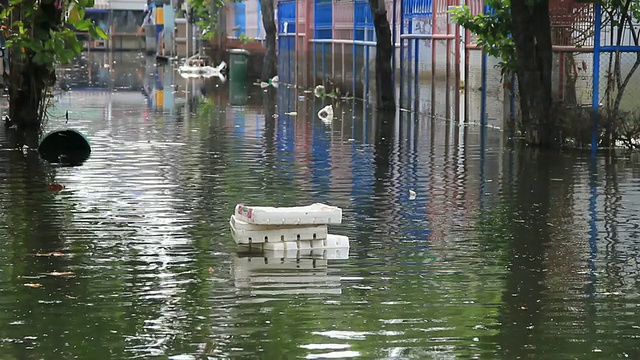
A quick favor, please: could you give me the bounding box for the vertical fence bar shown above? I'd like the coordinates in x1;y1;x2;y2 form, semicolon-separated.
446;0;453;120
295;0;299;86
414;38;419;109
322;42;326;84
353;9;357;97
365;45;370;100
331;4;335;80
454;0;461;123
399;0;404;107
431;0;436;116
392;0;397;88
407;18;413;105
480;4;488;127
592;2;601;155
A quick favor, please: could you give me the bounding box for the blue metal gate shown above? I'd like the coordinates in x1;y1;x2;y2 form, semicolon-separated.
277;0;296;84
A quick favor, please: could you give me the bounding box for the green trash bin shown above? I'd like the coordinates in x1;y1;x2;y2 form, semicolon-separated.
229;80;248;106
228;49;250;83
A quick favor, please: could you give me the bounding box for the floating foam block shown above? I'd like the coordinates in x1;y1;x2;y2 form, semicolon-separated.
262;234;350;251
262;248;349;260
234;203;342;225
230;215;328;245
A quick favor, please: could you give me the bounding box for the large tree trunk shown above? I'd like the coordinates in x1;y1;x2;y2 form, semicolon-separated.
260;0;277;82
511;0;555;147
8;0;60;132
8;57;52;131
369;0;395;111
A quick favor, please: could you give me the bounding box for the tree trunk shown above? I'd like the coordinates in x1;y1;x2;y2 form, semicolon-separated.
8;57;51;131
260;0;277;82
8;0;60;132
368;0;395;111
510;0;555;147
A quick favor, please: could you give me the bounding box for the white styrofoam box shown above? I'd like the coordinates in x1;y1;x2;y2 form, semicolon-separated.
262;248;349;260
324;234;350;248
230;215;328;245
234;203;342;225
261;234;350;251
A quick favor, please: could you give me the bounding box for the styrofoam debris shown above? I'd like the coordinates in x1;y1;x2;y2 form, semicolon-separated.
234;203;342;225
230;215;328;245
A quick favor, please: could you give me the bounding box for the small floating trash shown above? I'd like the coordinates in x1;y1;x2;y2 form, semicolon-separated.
260;75;279;89
318;104;334;123
314;85;326;98
38;129;91;165
229;203;349;253
177;61;227;81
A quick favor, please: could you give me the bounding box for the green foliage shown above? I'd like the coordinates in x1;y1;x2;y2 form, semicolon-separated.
449;0;515;76
0;0;108;70
238;33;254;45
187;0;226;40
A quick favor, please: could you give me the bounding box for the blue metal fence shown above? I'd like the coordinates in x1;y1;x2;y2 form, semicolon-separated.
277;0;296;84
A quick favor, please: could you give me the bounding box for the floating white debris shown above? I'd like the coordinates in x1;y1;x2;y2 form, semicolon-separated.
318;104;334;123
260;75;279;89
409;190;417;200
235;203;342;225
285;111;298;116
230;203;349;252
177;61;226;81
314;85;326;98
230;215;328;244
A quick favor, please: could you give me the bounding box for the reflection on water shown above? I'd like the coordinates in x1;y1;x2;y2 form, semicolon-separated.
0;52;639;359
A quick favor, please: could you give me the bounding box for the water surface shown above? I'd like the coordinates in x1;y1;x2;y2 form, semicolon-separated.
0;52;639;359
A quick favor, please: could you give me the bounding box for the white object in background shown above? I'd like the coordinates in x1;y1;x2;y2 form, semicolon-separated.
178;61;227;81
262;234;350;251
318;104;333;123
260;75;279;89
409;189;417;200
314;85;325;98
234;203;342;225
230;215;328;245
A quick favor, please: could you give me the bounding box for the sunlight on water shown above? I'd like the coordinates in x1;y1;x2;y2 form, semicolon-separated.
0;52;638;359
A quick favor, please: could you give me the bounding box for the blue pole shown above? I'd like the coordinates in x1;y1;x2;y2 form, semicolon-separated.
480;5;489;128
480;49;487;127
322;42;326;84
592;3;602;155
353;2;357;97
399;0;404;107
414;38;419;108
392;0;397;88
587;155;598;298
407;19;413;104
365;45;370;100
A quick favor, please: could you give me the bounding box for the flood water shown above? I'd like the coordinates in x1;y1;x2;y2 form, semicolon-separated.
1;52;640;359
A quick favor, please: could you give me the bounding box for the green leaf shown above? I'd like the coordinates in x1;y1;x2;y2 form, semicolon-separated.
32;52;48;65
73;19;91;31
68;5;82;24
72;39;84;53
95;26;109;39
59;49;76;63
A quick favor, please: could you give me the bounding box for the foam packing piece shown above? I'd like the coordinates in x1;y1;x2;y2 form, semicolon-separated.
262;234;350;251
234;203;342;225
230;215;328;245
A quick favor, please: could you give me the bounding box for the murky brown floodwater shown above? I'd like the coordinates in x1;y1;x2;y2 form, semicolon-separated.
0;51;639;359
